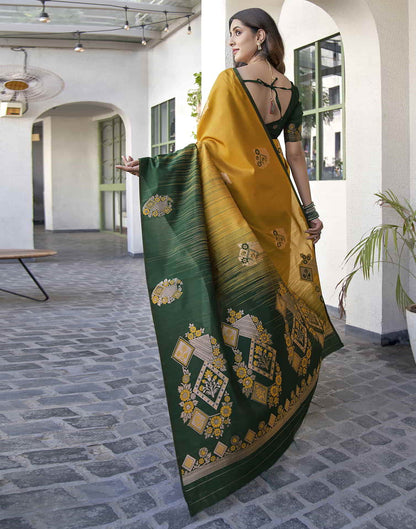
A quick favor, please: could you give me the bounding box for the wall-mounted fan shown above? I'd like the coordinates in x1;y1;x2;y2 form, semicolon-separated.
0;48;64;116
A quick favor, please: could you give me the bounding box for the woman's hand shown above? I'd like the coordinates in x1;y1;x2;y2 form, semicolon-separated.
116;155;140;176
306;218;323;244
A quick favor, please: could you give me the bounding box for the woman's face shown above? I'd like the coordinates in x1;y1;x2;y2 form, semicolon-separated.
229;19;260;64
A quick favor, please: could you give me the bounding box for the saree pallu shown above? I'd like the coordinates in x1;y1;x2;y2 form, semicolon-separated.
139;68;343;514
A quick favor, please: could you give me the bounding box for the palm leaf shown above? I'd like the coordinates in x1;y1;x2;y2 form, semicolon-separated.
338;189;416;317
396;274;414;312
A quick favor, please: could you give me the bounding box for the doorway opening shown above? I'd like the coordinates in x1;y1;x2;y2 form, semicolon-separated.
99;115;127;234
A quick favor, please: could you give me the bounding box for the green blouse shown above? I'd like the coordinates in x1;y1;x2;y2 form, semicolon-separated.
242;78;303;142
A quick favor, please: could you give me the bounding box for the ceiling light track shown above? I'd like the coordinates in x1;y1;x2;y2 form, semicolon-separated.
3;1;195;51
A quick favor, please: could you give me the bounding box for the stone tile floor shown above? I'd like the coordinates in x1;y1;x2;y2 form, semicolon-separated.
0;229;415;529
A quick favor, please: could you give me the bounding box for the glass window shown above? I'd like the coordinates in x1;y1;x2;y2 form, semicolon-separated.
295;34;345;180
151;98;175;156
297;45;316;111
302;114;317;180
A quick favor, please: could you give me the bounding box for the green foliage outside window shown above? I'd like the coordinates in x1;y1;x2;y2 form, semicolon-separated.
187;72;202;140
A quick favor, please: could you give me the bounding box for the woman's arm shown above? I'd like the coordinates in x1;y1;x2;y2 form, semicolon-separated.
285;141;323;243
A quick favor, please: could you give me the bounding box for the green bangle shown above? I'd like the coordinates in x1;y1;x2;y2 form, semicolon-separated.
302;201;319;222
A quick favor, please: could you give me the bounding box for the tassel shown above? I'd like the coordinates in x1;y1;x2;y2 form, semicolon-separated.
270;98;276;114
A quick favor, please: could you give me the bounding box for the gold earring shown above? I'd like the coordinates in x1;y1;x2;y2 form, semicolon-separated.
257;41;262;51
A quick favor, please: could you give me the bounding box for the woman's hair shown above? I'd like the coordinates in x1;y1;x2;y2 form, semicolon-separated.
229;8;285;73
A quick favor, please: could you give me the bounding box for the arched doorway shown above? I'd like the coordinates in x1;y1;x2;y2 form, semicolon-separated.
33;102;128;236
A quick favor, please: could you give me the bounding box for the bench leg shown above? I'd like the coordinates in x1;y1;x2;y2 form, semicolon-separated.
0;258;50;302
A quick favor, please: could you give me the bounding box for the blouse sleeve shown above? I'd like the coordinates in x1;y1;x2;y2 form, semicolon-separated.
283;86;303;143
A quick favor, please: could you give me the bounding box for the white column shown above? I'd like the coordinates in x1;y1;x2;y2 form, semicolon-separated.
43;117;53;232
123;105;146;255
0;118;34;249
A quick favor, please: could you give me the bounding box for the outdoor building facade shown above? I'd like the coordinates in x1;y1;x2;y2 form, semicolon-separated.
0;0;414;342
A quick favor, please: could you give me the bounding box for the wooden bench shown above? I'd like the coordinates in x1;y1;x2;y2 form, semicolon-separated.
0;249;57;302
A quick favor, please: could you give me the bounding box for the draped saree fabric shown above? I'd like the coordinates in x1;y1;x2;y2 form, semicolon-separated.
139;68;343;514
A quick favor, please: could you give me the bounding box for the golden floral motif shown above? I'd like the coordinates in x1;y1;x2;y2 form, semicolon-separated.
178;371;198;422
224;309;281;407
180;388;191;401
203;397;233;439
175;325;233;439
142;194;173;218
185;322;206;341
151;278;183;307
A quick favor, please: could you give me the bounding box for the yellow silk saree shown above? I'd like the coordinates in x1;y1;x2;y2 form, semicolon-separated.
139;68;343;514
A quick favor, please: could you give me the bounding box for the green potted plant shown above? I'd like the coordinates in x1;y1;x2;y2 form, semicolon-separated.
337;190;416;360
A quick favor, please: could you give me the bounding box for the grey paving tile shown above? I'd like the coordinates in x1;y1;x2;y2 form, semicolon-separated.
63;414;118;429
295;480;334;503
304;503;350;529
406;494;416;513
375;509;416;529
340;438;371;455
339;493;374;518
263;490;305;517
291;455;329;477
103;437;138;453
228;505;271;529
0;518;34;529
75;479;132;500
232;478;270;503
386;467;416;490
153;504;195;528
367;449;406;469
195;519;232;529
84;458;133;477
325;469;360;489
22;447;89;465
21;408;77;420
4;466;85;488
0;488;76;515
273;520;309;529
131;464;169;487
317;447;350;464
358;481;401;505
360;431;392;446
30;504;119;529
262;465;300;489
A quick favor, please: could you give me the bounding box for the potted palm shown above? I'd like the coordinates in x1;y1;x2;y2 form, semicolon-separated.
337;190;416;360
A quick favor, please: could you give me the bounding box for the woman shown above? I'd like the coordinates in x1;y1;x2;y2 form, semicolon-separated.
117;7;343;516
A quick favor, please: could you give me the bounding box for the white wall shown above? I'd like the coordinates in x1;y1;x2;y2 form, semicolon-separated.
148;16;201;150
280;0;345;308
0;46;148;252
43;116;99;230
409;0;416;303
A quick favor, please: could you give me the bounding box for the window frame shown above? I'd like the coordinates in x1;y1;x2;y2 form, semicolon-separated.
151;98;175;156
294;32;346;181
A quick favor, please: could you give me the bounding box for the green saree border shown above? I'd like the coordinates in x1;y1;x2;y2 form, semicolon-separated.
185;380;317;515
